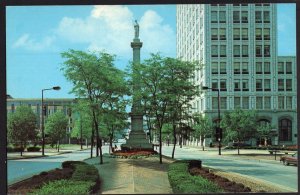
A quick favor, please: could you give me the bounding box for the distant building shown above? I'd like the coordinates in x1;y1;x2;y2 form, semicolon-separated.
7;97;75;144
176;4;297;145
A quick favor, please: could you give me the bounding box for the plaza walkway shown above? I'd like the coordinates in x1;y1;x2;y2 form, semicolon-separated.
84;156;174;194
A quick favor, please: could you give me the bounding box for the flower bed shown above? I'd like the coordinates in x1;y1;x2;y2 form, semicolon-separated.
110;150;158;159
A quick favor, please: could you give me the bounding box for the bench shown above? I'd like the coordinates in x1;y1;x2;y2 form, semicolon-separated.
268;150;294;160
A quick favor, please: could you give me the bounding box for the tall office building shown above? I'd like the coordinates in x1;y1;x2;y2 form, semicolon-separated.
176;3;297;145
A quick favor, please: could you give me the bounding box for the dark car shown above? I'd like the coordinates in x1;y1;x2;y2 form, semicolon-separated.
280;152;298;166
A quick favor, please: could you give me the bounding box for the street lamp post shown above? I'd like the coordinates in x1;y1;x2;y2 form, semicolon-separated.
202;86;222;155
41;86;61;156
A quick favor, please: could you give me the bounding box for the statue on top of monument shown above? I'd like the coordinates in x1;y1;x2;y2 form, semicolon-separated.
134;20;139;38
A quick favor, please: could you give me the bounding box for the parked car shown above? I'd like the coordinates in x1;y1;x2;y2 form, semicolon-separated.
280;152;298;166
232;142;251;147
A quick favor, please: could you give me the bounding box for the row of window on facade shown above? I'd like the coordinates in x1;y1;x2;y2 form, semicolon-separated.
211;44;271;58
211;28;270;41
211;4;270;6
9;104;72;116
210;61;293;75
209;78;293;92
211;11;270;24
209;96;294;110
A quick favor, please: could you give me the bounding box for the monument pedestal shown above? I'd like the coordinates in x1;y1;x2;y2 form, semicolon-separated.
121;113;153;151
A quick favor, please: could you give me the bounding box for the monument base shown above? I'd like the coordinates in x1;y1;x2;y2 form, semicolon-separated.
121;130;153;151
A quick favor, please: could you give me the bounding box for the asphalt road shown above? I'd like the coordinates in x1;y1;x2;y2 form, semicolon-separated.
7;146;109;185
160;145;298;192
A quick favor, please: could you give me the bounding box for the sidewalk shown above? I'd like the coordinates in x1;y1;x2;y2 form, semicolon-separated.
84;156;174;194
7;146;89;160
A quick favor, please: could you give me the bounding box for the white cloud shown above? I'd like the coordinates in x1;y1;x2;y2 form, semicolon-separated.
12;34;55;51
12;5;176;58
55;5;176;57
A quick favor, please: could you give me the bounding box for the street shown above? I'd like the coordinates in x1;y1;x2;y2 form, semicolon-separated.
7;146;109;185
8;145;298;192
160;145;298;192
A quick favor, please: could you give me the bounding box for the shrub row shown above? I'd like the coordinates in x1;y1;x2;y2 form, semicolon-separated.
31;161;100;195
109;154;159;159
168;161;223;193
7;146;41;152
224;146;297;151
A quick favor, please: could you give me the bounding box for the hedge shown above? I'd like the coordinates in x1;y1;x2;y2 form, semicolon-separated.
168;161;223;193
27;146;41;152
30;180;94;195
31;161;100;195
224;146;297;151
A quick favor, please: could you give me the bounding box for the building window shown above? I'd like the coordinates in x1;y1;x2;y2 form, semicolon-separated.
264;28;270;40
286;62;292;74
264;11;270;23
212;97;218;109
256;45;262;57
264;62;270;74
255;11;262;23
233;11;240;23
264;97;271;109
234;97;241;108
256;97;263;109
242;79;248;91
234;45;240;57
242;97;249;109
286;97;292;109
234;62;240;74
211;11;218;23
264;79;271;91
279;118;292;141
256;28;262;40
278;79;284;91
220;97;227;109
211;28;218;40
256;79;262;91
211;45;218;57
242;62;248;74
220;79;226;91
256;62;262;74
234;79;240;91
220;45;226;57
264;45;270;57
278;96;284;109
233;28;240;40
212;79;218;89
212;62;218;74
219;11;226;23
220;62;226;74
242;45;248;57
242;28;248;40
219;28;226;40
241;11;248;23
286;79;292;91
278;62;284;74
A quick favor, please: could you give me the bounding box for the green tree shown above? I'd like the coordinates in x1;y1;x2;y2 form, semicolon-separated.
61;49;128;164
136;53;198;162
7;105;38;156
256;123;273;146
192;113;213;151
45;112;68;152
220;109;257;155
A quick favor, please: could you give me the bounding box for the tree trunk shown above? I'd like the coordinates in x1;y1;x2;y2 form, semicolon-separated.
80;118;83;150
171;124;177;159
201;136;205;151
109;134;113;154
159;126;162;164
90;128;94;158
58;141;60;152
237;139;240;155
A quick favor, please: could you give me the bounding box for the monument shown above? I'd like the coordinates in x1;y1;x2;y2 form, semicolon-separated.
121;20;153;151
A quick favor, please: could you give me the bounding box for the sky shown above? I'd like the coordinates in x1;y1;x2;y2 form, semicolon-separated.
6;4;296;99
